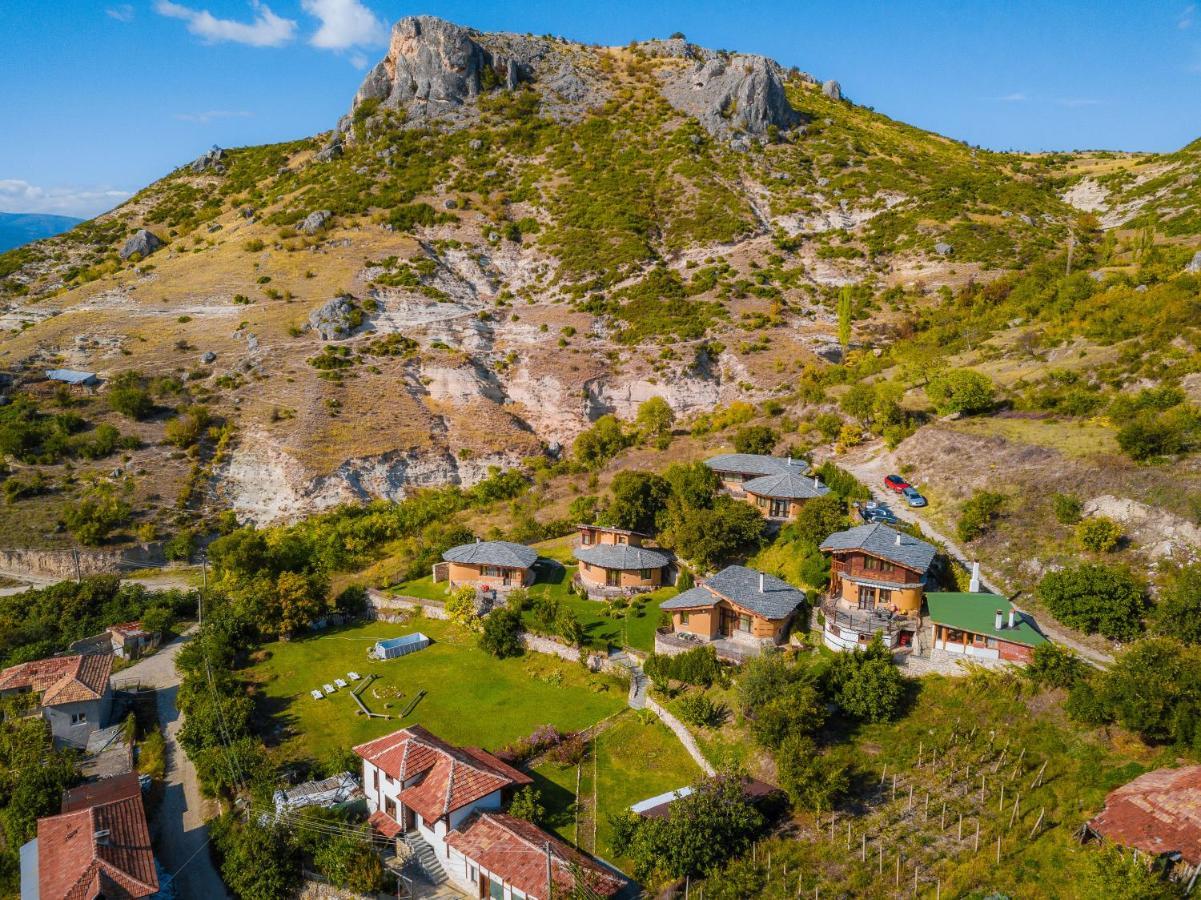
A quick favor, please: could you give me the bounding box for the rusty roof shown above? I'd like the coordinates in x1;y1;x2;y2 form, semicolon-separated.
0;653;112;706
446;812;624;898
353;725;530;823
1088;765;1201;866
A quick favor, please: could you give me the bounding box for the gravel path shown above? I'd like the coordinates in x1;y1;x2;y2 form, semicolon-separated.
116;630;229;899
825;442;1114;668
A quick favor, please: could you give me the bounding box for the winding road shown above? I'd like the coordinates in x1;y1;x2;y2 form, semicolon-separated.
114;629;229;899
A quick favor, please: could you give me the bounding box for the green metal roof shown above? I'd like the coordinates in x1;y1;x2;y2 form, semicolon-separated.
925;592;1049;648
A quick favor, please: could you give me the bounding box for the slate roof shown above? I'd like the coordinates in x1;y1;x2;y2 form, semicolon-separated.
353;726;531;823
0;653;112;707
704;453;810;477
819;523;937;573
742;471;831;500
925;593;1048;648
573;543;670;570
38;771;158;899
446;812;624;898
1088;766;1201;866
660;565;806;620
442;540;538;569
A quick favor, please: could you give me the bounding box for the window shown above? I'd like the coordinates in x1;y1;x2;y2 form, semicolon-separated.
738;613;753;633
617;534;627;544
468;864;478;885
70;711;88;725
489;877;505;900
877;589;892;607
769;498;789;518
640;569;652;580
864;556;880;571
582;532;592;545
680;612;690;625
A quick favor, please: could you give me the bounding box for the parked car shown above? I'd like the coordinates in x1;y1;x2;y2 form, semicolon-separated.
902;486;928;508
860;502;900;525
884;474;910;493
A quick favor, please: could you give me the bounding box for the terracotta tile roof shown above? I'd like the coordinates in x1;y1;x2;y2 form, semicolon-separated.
353;725;529;823
447;812;624;899
62;773;142;813
110;621;152;639
0;653;112;707
1088;765;1201;866
38;776;158;899
368;810;403;839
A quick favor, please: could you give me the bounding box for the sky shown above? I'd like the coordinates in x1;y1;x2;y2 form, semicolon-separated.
2;0;1199;218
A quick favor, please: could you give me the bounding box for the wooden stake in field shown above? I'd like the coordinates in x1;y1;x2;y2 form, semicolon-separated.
925;792;930;822
1029;807;1046;839
895;854;901;887
996;834;1002;864
861;832;866;862
1031;760;1049;790
881;764;888;785
999;784;1005;813
846;824;851;849
941;801;946;830
909;784;914;810
879;844;883;875
893;774;898;801
1009;793;1021;830
958;812;963;841
918;741;923;768
975;819;980;852
980;773;986;804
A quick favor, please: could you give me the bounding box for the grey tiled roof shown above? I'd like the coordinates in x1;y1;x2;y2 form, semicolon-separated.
442;540;538;569
660;565;806;620
704;454;810;477
819;523;936;573
573;544;670;570
742;472;831;500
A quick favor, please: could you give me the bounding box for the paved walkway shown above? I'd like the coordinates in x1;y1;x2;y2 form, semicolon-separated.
824;443;1113;669
117;629;229;899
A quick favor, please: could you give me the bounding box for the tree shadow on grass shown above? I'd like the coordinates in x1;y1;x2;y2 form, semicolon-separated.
527;768;580;834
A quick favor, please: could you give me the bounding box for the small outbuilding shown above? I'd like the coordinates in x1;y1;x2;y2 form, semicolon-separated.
273;771;362;816
45;369;99;388
925;592;1047;663
440;540;538;590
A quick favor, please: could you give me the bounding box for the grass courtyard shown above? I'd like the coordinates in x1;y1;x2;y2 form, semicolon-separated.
530;709;703;865
245;617;628;765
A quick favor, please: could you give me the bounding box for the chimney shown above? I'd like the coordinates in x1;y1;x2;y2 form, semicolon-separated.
814;476;821;489
759;573;765;593
994;610;1004;630
788;455;792;466
475;536;480;543
895;533;902;546
1008;609;1016;629
969;561;980;593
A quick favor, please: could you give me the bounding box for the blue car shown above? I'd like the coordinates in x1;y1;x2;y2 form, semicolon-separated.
859;502;900;525
902;486;927;508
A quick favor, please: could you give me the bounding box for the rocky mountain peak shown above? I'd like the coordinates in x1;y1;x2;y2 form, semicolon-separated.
659;52;803;138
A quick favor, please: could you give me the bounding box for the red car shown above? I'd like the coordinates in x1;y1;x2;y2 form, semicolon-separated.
884;474;911;493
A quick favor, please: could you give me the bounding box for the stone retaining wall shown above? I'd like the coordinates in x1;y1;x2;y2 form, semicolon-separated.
645;697;715;777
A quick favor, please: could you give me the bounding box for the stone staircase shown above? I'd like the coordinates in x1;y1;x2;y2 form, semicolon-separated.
400;833;449;888
609;650;648;709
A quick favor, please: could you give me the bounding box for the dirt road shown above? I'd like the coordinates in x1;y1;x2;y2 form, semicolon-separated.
116;630;229;899
826;443;1114;668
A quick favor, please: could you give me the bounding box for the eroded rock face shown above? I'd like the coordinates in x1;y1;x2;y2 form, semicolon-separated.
308;297;361;340
659;53;802;137
1186;250;1201;273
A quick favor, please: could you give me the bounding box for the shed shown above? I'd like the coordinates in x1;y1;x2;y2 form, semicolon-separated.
273;771;362;815
45;369;98;387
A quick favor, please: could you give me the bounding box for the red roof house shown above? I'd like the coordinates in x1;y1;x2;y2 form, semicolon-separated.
28;772;159;899
446;811;624;899
1087;765;1201;876
0;654;114;747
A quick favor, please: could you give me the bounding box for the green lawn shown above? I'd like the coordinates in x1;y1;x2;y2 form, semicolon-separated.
531;709;703;864
246;618;627;764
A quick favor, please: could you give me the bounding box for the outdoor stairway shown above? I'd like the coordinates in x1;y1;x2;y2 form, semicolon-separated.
401;833;449;887
610;650;648;709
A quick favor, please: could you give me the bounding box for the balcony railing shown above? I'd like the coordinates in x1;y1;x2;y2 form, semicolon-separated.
820;598;917;637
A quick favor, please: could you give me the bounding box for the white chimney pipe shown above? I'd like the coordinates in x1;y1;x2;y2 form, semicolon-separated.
787;455;792;466
759;573;765;592
995;610;1004;630
969;561;980;593
1008;609;1016;629
895;533;902;546
814;476;821;488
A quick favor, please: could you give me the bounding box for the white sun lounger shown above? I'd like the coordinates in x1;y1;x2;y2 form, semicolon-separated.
335;678;348;689
311;689;324;700
323;683;336;694
348;671;361;681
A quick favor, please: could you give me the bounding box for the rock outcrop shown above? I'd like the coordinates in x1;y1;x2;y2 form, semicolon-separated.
300;210;331;235
308;297;363;340
190;145;226;173
660;52;802;137
119;229;162;260
1187;250;1201;273
822;79;842;101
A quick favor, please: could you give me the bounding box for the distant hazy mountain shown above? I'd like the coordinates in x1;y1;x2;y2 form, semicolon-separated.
0;211;82;252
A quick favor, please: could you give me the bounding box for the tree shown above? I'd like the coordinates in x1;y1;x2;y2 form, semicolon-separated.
732;425;779;455
635;396;675;438
793;494;848;546
662;495;763;569
306;819;384;893
1051;492;1083;525
957;490;1005;543
836;285;853;350
609;776;765;882
828;637;905;722
606;471;671;534
1076;516;1123;553
107;372;154;420
839;383;877;426
925;369;995;416
273;571;326;637
139;605;174;637
738;653;825;748
508;786;545;824
1152;563;1201;645
555;609;585;647
164;405;211;448
212;817;301;900
573;415;628;468
480;607;524;658
1091;638;1201;746
62;483;131;545
1037;564;1146;640
1024;642;1085;689
163;528;196;561
445;585;479;630
776;735;851;812
663;461;719;510
1080;844;1180;900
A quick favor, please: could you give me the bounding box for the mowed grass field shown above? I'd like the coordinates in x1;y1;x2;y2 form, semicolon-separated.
246;618;628;764
531;710;703;864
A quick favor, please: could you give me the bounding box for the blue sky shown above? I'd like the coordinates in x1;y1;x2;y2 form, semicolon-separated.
2;0;1199;218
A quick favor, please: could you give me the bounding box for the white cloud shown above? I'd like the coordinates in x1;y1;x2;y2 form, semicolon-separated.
155;0;297;47
0;180;131;219
996;92;1028;102
174;109;254;123
106;4;135;21
302;0;386;49
1180;4;1196;29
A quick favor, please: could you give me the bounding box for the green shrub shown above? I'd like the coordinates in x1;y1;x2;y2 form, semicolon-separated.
1076;516;1123;553
1051;492;1082;525
676;692;724;727
925;369;995;415
1037;564;1146;640
480;607;524;658
732;425;778;455
956;490;1005;542
62;484;131;545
